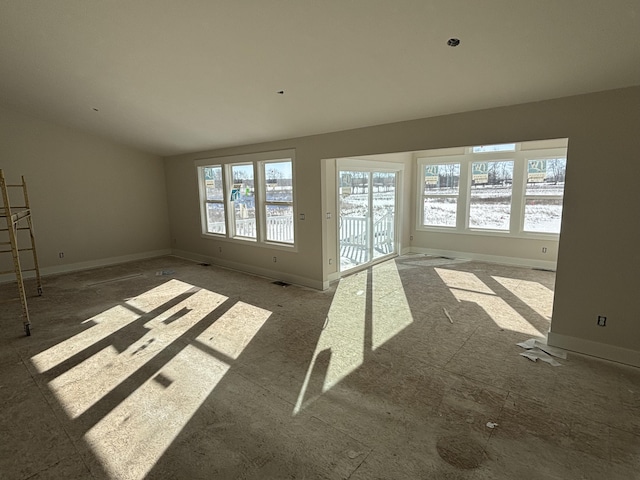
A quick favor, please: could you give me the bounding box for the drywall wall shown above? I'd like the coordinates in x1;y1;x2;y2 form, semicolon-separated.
0;105;171;279
164;86;640;365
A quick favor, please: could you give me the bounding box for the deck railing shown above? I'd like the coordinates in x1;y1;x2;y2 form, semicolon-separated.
208;216;294;243
340;213;394;251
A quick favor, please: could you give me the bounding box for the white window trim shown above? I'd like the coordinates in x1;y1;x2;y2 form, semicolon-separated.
197;164;228;236
195;149;297;251
416;146;567;238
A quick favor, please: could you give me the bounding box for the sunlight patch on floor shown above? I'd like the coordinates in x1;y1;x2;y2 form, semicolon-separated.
294;261;412;414
125;278;196;313
436;268;542;336
194;301;271;360
85;344;229;479
435;268;495;295
46;288;228;419
31;304;140;373
450;288;542;336
492;276;554;320
371;261;413;350
28;279;271;480
294;270;367;413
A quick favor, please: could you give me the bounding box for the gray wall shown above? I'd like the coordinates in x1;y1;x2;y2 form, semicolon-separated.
165;86;640;365
0;105;171;277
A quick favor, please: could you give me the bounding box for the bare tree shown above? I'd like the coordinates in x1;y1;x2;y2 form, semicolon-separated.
547;158;566;184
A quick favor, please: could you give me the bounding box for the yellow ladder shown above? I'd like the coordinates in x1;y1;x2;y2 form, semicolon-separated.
0;169;42;336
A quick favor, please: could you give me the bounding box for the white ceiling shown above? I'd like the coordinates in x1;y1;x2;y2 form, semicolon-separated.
1;1;639;156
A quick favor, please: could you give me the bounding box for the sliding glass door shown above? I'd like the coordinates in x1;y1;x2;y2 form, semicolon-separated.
339;169;397;272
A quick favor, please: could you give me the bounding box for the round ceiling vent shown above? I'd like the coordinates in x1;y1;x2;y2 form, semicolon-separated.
447;38;460;47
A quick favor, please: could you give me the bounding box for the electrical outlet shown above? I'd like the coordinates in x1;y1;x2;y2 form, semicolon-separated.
299;213;305;220
58;252;64;259
273;256;277;263
410;235;414;241
542;247;548;253
326;212;331;219
329;258;332;265
597;315;607;327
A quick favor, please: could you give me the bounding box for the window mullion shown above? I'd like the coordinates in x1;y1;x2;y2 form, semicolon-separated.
458;160;470;231
511;156;526;233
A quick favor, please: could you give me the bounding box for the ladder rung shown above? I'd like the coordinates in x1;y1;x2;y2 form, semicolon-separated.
18;248;34;252
21;268;37;272
0;241;12;245
0;227;30;231
6;184;25;187
0;269;16;274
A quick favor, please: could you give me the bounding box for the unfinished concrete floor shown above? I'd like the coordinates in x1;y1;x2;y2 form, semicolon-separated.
1;255;639;479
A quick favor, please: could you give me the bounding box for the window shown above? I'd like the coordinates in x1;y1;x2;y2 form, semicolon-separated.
417;140;567;237
523;158;566;234
202;166;226;235
230;164;256;239
422;163;460;227
263;161;294;243
472;143;516;153
469;160;513;230
196;150;296;247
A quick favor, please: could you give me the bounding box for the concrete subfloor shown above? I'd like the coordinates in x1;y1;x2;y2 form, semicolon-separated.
1;255;639;479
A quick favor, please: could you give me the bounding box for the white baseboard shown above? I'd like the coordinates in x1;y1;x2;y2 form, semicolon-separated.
547;331;640;368
172;249;325;290
409;246;557;271
0;249;172;284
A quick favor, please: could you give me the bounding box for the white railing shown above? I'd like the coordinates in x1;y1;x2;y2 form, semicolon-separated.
340;213;394;251
209;216;294;243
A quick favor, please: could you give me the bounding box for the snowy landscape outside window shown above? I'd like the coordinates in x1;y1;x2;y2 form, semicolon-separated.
263;160;294;244
422;163;460;227
469;160;514;230
417;141;567;237
231;164;256;239
202;165;226;235
523;158;566;233
196;149;296;248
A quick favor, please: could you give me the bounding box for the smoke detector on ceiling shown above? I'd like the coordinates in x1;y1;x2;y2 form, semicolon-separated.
447;38;460;47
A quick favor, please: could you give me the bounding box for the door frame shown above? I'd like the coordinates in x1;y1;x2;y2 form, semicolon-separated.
336;158;404;276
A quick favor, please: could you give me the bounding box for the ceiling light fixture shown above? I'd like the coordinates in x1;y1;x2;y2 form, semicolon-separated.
447;38;460;47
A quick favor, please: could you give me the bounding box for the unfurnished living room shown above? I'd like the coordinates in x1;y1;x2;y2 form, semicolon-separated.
1;1;639;479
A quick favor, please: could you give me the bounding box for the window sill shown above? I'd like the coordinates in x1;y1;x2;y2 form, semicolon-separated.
415;226;560;241
200;232;298;252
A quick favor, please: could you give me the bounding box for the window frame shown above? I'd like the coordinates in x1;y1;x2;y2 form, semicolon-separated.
198;164;228;236
416;143;567;238
195;149;297;251
520;156;567;234
420;160;462;229
260;159;296;245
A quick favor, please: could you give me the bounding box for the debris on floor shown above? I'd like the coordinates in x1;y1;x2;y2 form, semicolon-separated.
272;281;290;287
443;307;454;324
486;422;498;429
155;270;176;276
347;450;363;459
517;338;567;359
517;338;566;366
520;349;562;366
199;263;211;267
